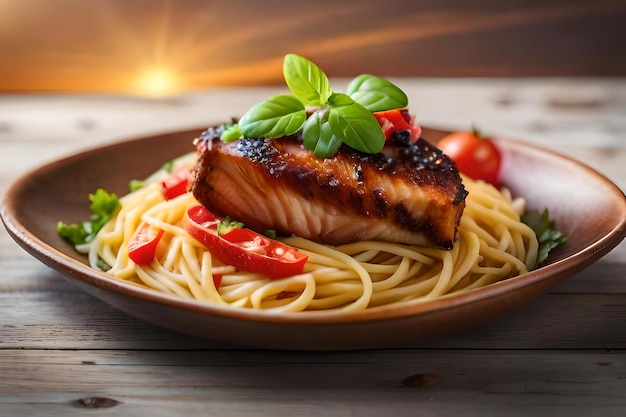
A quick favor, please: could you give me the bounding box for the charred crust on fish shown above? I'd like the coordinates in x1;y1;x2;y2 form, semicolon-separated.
191;124;467;249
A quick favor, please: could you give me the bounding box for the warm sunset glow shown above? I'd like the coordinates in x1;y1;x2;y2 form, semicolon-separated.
0;0;16;33
136;66;180;97
0;0;622;93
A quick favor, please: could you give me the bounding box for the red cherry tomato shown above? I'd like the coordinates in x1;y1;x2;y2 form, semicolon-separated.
437;131;501;187
128;222;165;265
184;205;308;279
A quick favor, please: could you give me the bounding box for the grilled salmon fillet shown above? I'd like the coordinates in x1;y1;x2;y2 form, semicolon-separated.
190;126;467;249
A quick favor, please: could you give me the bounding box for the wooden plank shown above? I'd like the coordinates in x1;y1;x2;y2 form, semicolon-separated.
1;272;625;350
0;349;625;417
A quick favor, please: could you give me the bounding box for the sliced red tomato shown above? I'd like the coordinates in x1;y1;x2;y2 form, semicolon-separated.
184;205;308;279
437;130;501;187
128;222;165;265
161;161;194;200
373;108;422;141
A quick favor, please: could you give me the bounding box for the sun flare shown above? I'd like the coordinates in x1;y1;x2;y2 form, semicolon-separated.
135;66;180;97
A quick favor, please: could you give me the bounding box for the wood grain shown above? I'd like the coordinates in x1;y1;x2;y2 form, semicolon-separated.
1;350;625;417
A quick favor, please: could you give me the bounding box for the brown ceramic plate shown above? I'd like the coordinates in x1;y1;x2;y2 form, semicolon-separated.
2;127;625;350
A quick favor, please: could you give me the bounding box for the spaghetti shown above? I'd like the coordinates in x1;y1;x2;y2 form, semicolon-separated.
88;157;539;313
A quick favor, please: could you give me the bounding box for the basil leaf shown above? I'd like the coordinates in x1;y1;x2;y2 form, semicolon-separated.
238;94;306;138
328;99;385;154
283;54;333;106
221;124;243;142
346;74;408;112
327;92;354;107
302;109;342;158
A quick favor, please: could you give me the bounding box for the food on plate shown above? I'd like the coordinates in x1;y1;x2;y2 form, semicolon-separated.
191;129;466;249
58;54;565;312
437;127;501;187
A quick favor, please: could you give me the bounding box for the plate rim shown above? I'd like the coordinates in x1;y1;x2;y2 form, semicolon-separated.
2;127;625;326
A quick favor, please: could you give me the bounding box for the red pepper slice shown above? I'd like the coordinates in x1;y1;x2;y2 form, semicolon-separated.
212;274;223;289
184;205;308;279
161;161;194;200
373;108;422;141
128;222;165;265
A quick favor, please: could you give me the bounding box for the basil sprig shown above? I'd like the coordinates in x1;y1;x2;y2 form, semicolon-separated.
283;53;333;106
346;74;409;112
238;94;306;138
221;54;408;158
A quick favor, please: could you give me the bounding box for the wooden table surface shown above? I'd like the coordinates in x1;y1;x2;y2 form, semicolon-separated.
1;78;625;416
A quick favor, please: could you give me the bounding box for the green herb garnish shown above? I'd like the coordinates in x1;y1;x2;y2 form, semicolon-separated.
521;208;567;265
96;258;112;271
161;159;176;173
221;123;244;142
128;179;146;192
57;188;121;247
238;94;307;139
222;53;408;158
345;74;410;112
217;216;245;235
263;229;277;239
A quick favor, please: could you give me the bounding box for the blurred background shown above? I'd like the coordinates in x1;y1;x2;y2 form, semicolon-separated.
1;0;625;97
